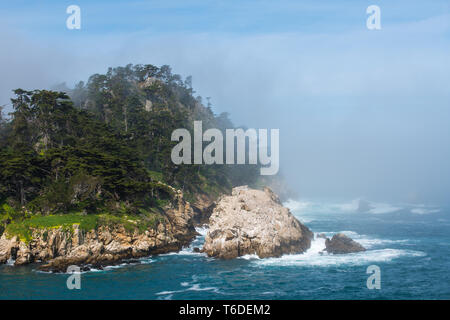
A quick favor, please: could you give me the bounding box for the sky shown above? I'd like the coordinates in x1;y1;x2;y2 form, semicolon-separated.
0;0;449;205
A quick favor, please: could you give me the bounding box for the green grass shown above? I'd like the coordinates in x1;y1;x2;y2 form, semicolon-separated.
5;211;164;244
5;214;98;243
147;170;164;182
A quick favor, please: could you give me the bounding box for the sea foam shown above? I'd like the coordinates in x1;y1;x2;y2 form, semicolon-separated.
252;232;425;268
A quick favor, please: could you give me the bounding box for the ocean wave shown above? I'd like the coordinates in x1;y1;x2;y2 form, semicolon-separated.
159;226;209;257
335;230;359;237
156;290;177;295
332;199;361;212
284;199;312;212
254;248;425;268
285;199;364;214
177;248;207;256
356;238;411;248
367;202;402;214
158;245;205;256
252;233;425;268
238;254;260;260
35;256;156;274
101;258;155;270
411;208;441;215
156;281;220;299
285;197;444;218
195;226;209;236
284;198;408;215
321;231;412;249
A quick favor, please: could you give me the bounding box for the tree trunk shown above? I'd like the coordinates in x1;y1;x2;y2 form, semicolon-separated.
19;180;25;205
124;106;128;132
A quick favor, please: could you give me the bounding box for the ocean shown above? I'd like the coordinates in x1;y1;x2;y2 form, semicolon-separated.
1;199;449;299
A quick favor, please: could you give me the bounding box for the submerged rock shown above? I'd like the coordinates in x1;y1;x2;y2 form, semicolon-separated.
324;233;366;254
202;186;313;259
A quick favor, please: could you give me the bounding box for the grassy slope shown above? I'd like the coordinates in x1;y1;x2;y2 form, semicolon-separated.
5;211;163;244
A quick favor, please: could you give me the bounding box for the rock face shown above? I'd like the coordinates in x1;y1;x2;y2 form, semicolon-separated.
191;193;217;225
0;236;19;264
0;189;198;272
202;186;313;259
324;233;366;254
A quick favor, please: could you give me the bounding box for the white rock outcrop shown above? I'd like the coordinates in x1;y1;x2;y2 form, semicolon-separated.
202;186;313;259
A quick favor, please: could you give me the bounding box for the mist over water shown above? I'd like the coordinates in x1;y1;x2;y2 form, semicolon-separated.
1;0;449;205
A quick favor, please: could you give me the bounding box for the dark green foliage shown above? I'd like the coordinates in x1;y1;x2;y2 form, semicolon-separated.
64;64;259;193
0;88;172;217
0;63;259;225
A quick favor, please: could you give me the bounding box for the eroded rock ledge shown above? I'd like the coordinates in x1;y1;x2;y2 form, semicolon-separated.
202;186;313;259
0;189;198;272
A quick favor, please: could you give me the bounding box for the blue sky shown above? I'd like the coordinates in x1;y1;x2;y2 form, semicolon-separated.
0;0;449;36
1;1;449;204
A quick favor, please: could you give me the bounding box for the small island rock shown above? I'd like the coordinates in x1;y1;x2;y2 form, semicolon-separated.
324;233;366;254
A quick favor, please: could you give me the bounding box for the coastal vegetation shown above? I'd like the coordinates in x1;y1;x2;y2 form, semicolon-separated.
4;211;164;244
0;64;261;239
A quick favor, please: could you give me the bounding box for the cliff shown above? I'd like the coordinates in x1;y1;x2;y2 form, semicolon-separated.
0;189;198;272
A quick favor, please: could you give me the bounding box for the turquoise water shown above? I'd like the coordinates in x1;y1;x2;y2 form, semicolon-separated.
1;199;449;299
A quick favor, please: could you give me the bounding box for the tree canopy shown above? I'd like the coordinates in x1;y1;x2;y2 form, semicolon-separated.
0;64;260;219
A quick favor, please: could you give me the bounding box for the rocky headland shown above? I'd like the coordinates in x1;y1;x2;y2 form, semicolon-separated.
202;186;314;259
0;186;367;272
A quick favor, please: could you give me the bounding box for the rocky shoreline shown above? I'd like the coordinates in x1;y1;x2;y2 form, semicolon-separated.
0;189;206;272
0;186;366;272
